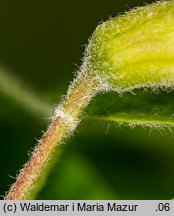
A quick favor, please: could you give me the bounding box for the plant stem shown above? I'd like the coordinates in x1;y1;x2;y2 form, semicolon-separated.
5;72;99;200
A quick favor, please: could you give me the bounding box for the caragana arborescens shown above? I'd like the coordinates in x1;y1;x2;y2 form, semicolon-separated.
6;0;174;200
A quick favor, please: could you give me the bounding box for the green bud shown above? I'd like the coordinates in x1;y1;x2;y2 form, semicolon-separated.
83;0;174;92
6;1;174;200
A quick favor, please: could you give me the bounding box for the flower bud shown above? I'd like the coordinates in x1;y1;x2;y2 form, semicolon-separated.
84;1;174;92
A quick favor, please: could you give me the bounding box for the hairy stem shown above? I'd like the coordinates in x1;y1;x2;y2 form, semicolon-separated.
5;72;99;200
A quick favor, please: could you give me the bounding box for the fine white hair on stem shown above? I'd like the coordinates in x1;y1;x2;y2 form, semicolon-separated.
54;106;79;131
5;0;174;200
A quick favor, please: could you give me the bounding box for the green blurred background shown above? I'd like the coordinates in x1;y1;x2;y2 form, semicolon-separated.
1;0;174;199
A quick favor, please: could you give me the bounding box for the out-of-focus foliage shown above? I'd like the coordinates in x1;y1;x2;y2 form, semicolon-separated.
87;90;174;128
1;0;174;200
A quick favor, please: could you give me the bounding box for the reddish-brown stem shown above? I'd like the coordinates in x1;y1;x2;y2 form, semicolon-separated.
5;73;99;200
